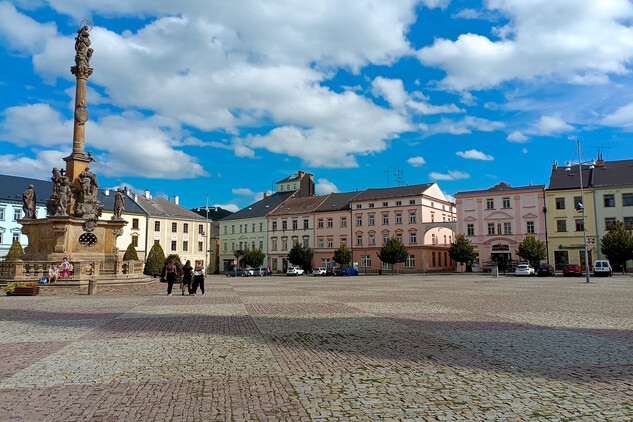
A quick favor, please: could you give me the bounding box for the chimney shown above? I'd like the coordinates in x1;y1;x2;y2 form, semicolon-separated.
596;153;605;167
552;159;558;171
144;189;150;199
104;189;110;196
174;195;180;205
134;194;138;202
124;186;131;195
263;193;270;198
298;170;305;178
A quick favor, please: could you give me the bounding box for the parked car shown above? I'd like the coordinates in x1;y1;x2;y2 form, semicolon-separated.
593;260;613;277
313;267;327;276
226;268;249;277
340;266;359;276
537;265;555;277
325;267;337;276
251;267;267;276
563;264;582;277
515;264;535;276
287;266;305;276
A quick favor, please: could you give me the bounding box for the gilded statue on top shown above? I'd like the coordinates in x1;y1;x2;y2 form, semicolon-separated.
70;24;93;79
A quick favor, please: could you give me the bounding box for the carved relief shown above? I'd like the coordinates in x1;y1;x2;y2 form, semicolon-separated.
53;225;67;253
75;102;89;125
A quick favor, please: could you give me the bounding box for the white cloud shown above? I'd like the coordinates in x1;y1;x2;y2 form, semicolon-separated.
406;101;464;115
417;0;633;90
456;149;494;161
0;104;73;147
424;116;504;136
232;188;255;196
601;103;633;127
315;178;339;195
522;148;528;154
507;131;529;143
407;156;426;167
535;115;574;135
0;149;68;179
451;9;483;19
429;170;470;181
371;77;409;109
213;203;239;213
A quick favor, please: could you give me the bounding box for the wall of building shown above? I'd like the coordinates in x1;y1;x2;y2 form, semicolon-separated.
219;217;268;271
147;216;208;267
0;201;47;258
313;210;353;269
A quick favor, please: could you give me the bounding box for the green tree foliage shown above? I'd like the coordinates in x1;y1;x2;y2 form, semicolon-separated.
143;242;165;277
516;234;547;268
333;244;352;267
288;242;313;272
600;220;633;273
449;234;477;272
122;243;139;261
377;236;409;274
5;239;25;261
243;248;266;268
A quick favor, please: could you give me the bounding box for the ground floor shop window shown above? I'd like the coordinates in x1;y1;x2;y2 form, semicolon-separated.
554;250;569;270
361;255;371;267
405;255;415;268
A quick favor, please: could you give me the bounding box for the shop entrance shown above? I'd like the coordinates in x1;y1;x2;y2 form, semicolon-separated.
491;252;511;272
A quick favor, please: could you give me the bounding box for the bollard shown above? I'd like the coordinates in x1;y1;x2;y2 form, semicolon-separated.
88;278;97;295
491;266;499;278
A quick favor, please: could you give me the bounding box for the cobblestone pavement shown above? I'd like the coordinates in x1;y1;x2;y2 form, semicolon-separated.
1;275;632;421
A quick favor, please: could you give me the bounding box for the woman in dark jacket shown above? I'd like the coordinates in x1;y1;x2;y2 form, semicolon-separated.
181;260;193;296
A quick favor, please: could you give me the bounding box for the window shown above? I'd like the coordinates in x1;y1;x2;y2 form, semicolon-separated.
282;220;287;230
171;222;177;232
502;197;511;208
132;219;140;229
623;193;633;206
467;224;474;236
624;216;633;227
341;217;347;228
321;258;331;267
383;234;389;244
0;232;3;243
486;199;494;209
503;222;512;234
183;223;188;233
13;233;19;242
318;238;324;248
183;241;188;251
132;236;139;248
382;214;389;224
327;238;333;248
369;203;375;208
341;237;347;245
252;223;255;232
243;224;247;233
575;219;584;232
357;235;362;245
259;241;263;249
232;225;235;234
396;201;402;206
382;262;393;271
282;238;288;250
155;221;160;231
303;238;309;248
272;239;278;250
574;196;582;210
526;221;534;234
198;224;204;234
13;209;21;221
382;202;388;207
272;221;277;231
396;233;402;243
431;214;435;222
443;235;447;244
224;226;227;235
487;223;495;235
327;218;333;228
432;251;436;266
260;222;263;232
171;240;177;251
431;202;434;208
409;199;415;205
369;215;375;225
369;234;375;245
304;219;309;229
361;255;372;267
396;213;402;224
318;219;324;228
0;208;4;220
198;241;203;252
409;212;416;223
292;220;298;230
604;194;615;207
404;254;415;268
431;234;436;244
605;217;616;230
556;219;567;232
410;232;417;244
555;198;565;210
356;204;362;209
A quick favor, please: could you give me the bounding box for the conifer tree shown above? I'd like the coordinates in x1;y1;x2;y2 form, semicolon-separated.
122;243;139;261
144;242;166;277
5;239;25;261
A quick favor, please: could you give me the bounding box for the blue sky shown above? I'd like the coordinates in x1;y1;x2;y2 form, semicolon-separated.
1;0;633;211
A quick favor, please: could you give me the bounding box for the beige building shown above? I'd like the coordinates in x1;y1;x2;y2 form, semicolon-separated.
99;189;149;260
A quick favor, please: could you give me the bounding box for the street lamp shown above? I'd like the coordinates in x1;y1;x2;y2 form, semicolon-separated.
565;140;595;283
197;194;210;276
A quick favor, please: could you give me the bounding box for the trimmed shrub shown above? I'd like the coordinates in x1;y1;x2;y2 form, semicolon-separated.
144;242;166;277
122;243;139;261
6;239;25;261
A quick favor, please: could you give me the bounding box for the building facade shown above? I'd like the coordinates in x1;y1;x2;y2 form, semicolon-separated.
455;182;547;272
99;189;148;260
313;192;360;268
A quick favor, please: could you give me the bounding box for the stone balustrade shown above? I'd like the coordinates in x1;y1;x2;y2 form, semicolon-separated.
0;260;143;283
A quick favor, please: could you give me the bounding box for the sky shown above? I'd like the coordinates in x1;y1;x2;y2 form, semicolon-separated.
1;0;633;212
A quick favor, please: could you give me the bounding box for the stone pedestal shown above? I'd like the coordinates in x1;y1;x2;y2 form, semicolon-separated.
20;217;126;274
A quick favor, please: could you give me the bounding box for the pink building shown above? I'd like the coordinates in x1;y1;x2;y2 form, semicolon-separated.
313;192;361;268
454;182;547;272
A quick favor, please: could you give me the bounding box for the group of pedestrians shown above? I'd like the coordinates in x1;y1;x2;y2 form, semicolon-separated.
46;257;71;284
163;259;205;296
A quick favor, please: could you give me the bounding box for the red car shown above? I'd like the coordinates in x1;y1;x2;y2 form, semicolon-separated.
562;264;582;277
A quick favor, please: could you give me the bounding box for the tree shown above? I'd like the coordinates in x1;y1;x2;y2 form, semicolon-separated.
516;234;547;269
243;248;266;268
5;239;25;261
144;242;165;277
377;236;409;274
122;243;139;261
333;244;352;267
288;242;313;272
449;234;476;273
601;220;633;274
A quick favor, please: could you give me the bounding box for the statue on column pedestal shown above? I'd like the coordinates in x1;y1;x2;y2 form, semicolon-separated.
22;185;37;219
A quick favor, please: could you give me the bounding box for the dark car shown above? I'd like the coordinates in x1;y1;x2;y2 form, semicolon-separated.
537;265;555;277
562;264;582;277
340;266;359;276
226;268;249;277
325;267;337;276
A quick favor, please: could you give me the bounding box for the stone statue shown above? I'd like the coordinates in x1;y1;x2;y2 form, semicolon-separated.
90;172;99;197
70;25;93;78
79;167;92;198
113;188;125;220
86;151;97;162
22;185;37;219
59;176;72;215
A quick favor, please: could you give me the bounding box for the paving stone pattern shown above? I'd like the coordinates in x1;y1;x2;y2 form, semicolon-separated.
1;275;633;421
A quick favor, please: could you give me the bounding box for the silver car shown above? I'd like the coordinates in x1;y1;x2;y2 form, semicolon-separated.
515;264;534;276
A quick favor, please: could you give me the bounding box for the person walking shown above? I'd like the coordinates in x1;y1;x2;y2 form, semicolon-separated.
164;259;177;296
181;260;193;296
60;257;71;279
48;263;59;284
192;262;205;296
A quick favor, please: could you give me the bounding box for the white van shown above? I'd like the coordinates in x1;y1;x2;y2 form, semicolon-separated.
593;260;613;277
